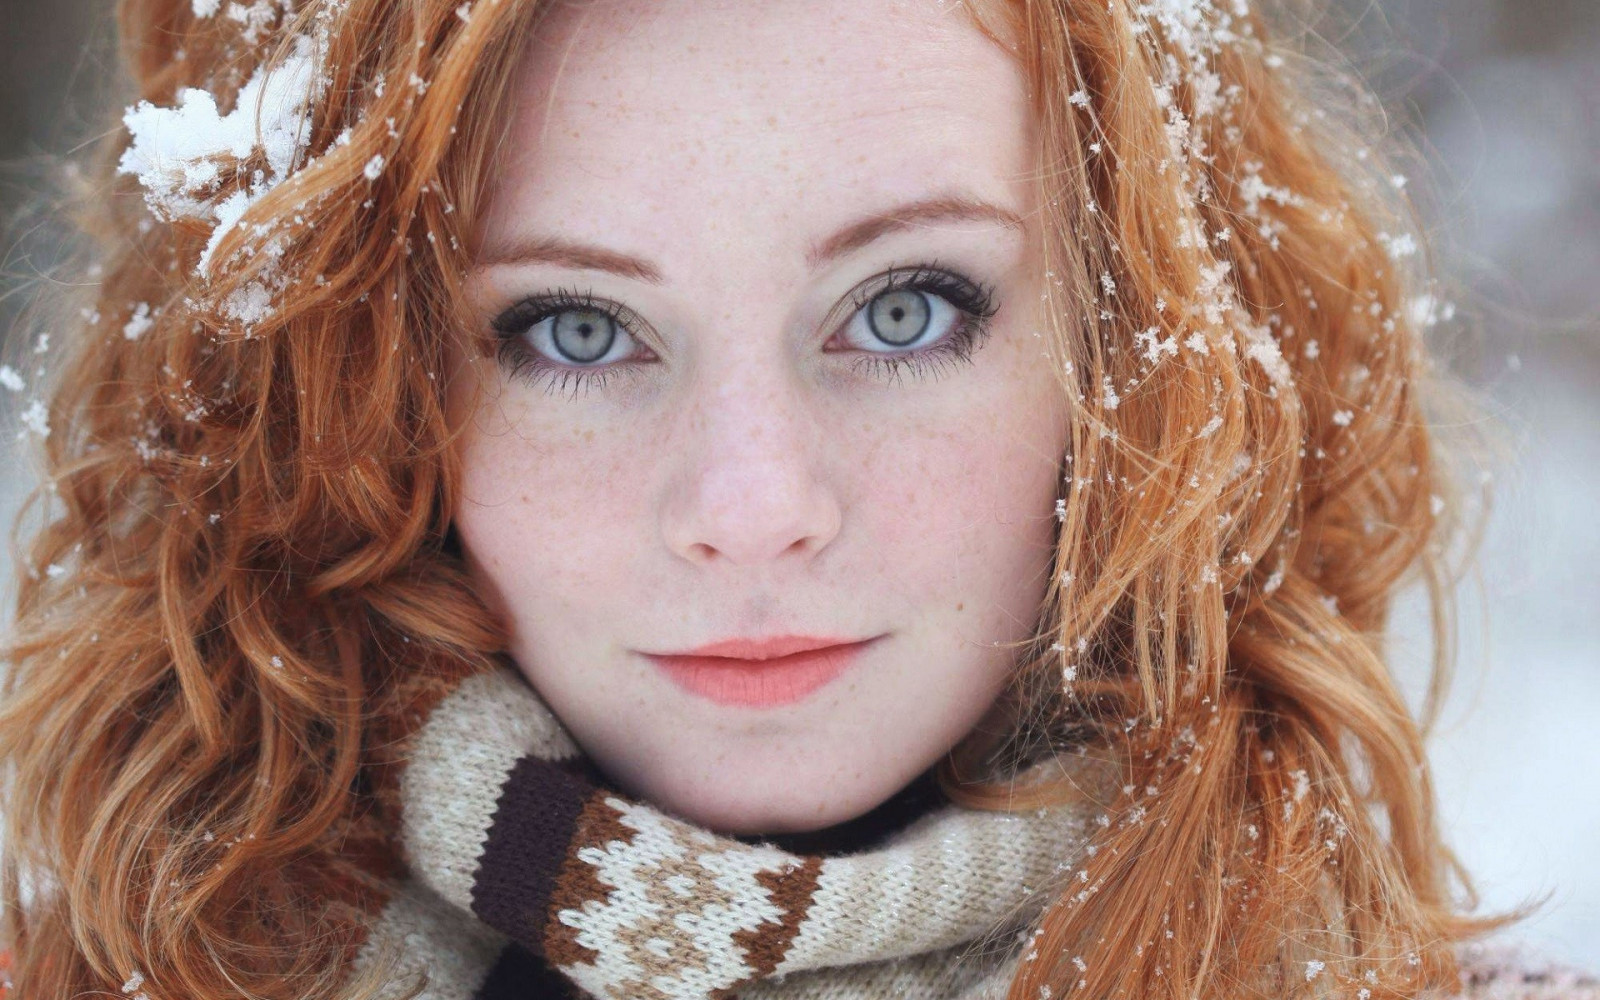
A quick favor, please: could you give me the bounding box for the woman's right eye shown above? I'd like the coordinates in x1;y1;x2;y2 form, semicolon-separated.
521;307;634;364
489;292;652;396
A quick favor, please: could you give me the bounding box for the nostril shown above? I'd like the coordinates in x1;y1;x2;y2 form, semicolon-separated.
688;540;721;563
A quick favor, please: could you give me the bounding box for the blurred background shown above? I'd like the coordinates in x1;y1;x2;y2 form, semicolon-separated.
1;0;1596;972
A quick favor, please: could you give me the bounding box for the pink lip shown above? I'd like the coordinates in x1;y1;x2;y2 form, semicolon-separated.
642;634;879;708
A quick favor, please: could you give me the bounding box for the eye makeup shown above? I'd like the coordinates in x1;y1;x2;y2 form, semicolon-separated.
487;261;1002;400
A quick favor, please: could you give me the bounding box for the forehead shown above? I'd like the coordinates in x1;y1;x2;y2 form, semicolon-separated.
481;0;1032;274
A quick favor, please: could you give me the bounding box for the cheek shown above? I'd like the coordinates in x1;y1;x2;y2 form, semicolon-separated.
451;398;645;624
851;370;1067;631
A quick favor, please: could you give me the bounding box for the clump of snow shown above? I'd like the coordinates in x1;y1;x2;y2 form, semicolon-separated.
1100;376;1122;410
192;0;221;16
1134;326;1178;363
1140;0;1238;59
120;967;150;1000
1377;231;1419;260
226;0;286;45
222;280;277;325
1195;261;1233;325
122;302;156;341
1290;768;1311;801
117;32;330;279
0;365;23;392
1407;293;1455;329
18;400;50;439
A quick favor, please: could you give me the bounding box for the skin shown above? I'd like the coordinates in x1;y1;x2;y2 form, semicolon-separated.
445;0;1072;836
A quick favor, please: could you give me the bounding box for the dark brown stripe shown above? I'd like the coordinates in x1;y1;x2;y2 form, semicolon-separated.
471;941;585;1000
713;855;826;998
541;791;639;969
469;754;599;951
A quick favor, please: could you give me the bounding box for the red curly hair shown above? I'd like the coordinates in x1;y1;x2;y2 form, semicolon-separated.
0;1;1521;999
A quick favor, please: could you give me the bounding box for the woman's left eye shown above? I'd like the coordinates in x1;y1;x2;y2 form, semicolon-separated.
829;265;1000;385
488;265;1001;398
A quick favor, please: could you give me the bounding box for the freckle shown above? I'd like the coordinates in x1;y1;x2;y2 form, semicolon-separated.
956;602;964;612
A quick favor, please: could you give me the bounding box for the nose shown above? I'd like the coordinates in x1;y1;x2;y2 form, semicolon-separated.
659;361;843;567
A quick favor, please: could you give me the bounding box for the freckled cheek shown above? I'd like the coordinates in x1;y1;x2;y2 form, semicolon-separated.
454;416;645;620
853;427;1055;598
848;388;1064;616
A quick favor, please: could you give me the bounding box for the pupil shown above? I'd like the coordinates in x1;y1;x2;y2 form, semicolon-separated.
553;309;616;363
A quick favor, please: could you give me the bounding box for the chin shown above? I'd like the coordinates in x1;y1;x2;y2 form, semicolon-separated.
634;767;874;838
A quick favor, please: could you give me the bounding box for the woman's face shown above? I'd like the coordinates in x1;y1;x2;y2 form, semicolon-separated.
446;0;1070;836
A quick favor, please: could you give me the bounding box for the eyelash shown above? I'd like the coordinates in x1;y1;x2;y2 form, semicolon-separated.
487;262;1001;399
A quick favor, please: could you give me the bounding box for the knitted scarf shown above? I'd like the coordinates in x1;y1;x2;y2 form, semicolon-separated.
335;658;1109;1000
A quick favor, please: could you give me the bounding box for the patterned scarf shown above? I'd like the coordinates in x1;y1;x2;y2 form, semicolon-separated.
337;659;1109;1000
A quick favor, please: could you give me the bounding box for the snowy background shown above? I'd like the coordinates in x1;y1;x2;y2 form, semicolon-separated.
1;0;1596;971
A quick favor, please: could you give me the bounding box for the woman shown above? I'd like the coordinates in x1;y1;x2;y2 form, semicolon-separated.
0;0;1592;998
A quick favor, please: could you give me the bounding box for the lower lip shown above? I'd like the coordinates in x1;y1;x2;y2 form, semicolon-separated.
644;641;872;708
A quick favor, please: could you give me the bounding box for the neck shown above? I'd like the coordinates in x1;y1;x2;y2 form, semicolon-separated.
728;763;948;856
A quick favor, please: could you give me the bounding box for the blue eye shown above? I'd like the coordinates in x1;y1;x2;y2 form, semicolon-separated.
866;288;934;345
833;264;998;385
489;287;647;398
488;264;1000;398
548;309;620;363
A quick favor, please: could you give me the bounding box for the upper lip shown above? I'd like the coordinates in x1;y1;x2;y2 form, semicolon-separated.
646;635;873;661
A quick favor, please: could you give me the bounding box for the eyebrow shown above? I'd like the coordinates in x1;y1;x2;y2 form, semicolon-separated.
473;194;1025;281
